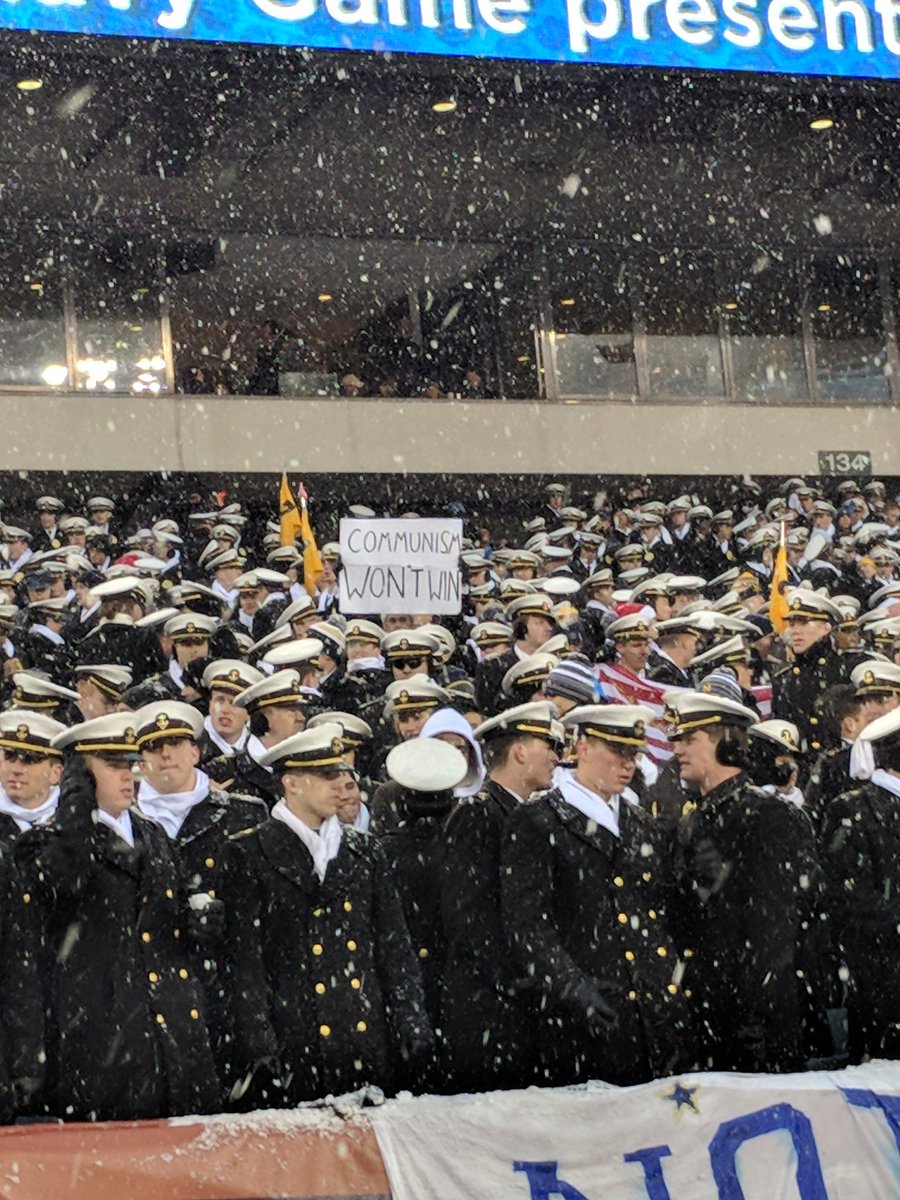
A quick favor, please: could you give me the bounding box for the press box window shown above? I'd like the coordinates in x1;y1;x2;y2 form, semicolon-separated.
0;248;67;389
810;257;889;402
551;246;636;398
72;239;167;394
725;263;808;401
639;254;724;398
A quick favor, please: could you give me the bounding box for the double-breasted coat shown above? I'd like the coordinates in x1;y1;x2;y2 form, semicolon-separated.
820;780;900;1060
440;780;539;1093
223;819;431;1107
18;805;221;1121
670;773;823;1073
501;789;696;1087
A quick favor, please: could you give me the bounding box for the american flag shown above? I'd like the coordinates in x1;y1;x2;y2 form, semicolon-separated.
595;664;772;762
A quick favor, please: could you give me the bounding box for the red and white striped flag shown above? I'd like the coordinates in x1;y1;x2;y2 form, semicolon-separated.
595;663;680;763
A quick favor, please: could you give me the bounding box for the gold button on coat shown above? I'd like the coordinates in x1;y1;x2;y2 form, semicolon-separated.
625;951;635;962
142;932;152;943
205;857;215;868
315;982;326;995
148;972;159;983
312;944;324;956
344;900;353;912
351;978;361;989
319;1024;331;1037
347;939;357;951
178;968;189;979
613;876;624;888
189;1008;200;1019
156;1013;165;1024
617;913;628;925
356;1021;367;1032
657;946;667;957
418;947;429;958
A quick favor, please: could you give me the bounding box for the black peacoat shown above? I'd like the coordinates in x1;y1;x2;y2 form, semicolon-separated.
820;780;900;1061
223;818;431;1107
18;805;221;1121
441;780;539;1093
501;789;696;1088
670;772;823;1073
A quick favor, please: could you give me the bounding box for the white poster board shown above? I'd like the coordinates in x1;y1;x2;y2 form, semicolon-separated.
338;518;463;615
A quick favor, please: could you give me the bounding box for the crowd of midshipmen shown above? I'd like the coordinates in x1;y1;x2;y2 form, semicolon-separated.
0;476;895;1122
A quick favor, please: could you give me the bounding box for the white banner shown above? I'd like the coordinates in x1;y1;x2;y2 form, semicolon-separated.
338;518;463;615
371;1062;900;1200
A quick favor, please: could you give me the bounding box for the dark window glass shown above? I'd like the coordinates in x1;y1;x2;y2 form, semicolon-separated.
725;261;808;401
810;257;888;401
640;253;724;397
73;239;166;393
0;245;66;388
550;245;636;398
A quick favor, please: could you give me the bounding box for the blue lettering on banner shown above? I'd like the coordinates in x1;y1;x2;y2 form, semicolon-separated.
623;1145;673;1200
513;1161;590;1200
708;1103;828;1200
0;0;899;80
840;1088;900;1157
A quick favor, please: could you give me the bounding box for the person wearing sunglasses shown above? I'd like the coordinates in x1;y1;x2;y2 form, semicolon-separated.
0;711;66;843
223;723;432;1109
381;629;440;685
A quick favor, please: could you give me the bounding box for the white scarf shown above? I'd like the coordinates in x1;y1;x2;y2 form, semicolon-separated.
850;739;876;781
557;769;621;838
0;785;59;832
762;783;806;808
353;803;371;833
29;623;65;646
136;769;210;839
168;659;185;689
246;734;272;770
202;714;249;758
95;808;135;847
870;769;900;799
80;601;100;625
272;800;343;882
346;656;385;674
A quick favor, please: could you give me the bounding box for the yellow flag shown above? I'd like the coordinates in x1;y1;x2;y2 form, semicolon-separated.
297;481;324;595
279;472;302;548
770;522;790;633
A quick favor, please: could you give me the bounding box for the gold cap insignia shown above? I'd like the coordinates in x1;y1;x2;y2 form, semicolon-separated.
331;737;343;755
16;724;29;741
228;668;241;683
634;720;646;738
864;670;875;685
399;691;410;704
156;713;170;730
125;727;136;745
186;621;196;634
791;598;802;611
400;638;409;651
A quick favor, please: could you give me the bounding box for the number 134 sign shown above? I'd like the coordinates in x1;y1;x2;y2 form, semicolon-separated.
817;451;873;475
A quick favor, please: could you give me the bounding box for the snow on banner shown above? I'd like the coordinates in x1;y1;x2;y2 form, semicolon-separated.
339;517;464;616
371;1062;900;1200
0;1064;896;1197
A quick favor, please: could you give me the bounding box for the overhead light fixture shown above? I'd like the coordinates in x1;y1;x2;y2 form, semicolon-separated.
432;99;457;114
29;282;43;291
317;293;333;302
724;302;739;311
817;303;832;312
560;298;576;307
809;117;834;131
516;355;531;363
17;79;43;92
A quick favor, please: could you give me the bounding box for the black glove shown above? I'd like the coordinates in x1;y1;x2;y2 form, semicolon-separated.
399;1025;435;1065
692;837;726;888
570;979;618;1037
188;897;225;945
56;755;98;830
